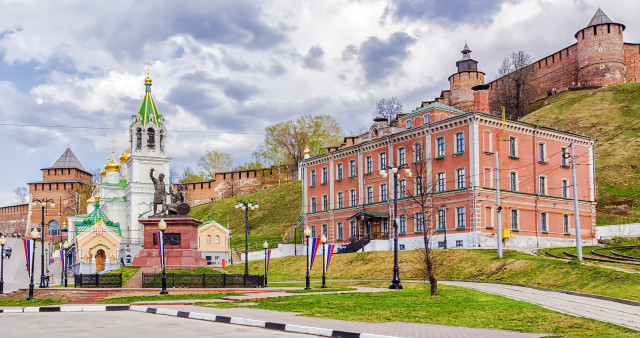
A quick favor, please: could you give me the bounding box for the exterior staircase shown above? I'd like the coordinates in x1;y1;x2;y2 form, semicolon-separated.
69;290;117;304
123;267;158;288
344;238;370;253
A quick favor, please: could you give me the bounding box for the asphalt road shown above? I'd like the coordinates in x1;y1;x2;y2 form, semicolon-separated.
1;237;62;293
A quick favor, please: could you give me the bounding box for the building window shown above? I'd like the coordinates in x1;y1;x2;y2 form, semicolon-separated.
563;214;570;234
383;219;389;234
399;215;406;233
311;225;317;237
350;221;356;238
215;235;220;244
541;212;548;232
562;180;569;198
438;209;446;230
337;163;343;180
511;209;519;230
414;143;423;162
48;220;60;236
483;130;492;153
510;172;518;192
322;224;328;237
415;177;423;195
311;197;317;213
539;176;547;195
399;180;406;198
456;207;466;228
561;148;568;166
398;148;406;165
381;183;388;202
416;213;424;232
366;156;373;174
350;190;357;206
436;137;445;157
406;120;412;128
322;195;328;211
456;240;463;247
337;192;344;208
337;223;344;239
455;132;464;153
509;137;517;157
366;186;373;204
437;172;446;192
349;160;356;177
456;168;465;189
310;170;316;186
425;114;431;123
484;167;493;188
206;235;211;244
538;143;546;163
322;167;328;184
485;206;494;228
380;152;387;170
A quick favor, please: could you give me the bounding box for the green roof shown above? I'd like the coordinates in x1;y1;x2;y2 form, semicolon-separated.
403;101;466;120
199;220;229;231
74;201;122;237
101;179;127;187
131;81;164;127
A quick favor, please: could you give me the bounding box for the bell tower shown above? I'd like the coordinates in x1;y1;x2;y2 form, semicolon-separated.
448;42;485;111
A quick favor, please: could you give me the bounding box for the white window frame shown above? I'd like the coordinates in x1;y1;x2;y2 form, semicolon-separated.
311;197;317;213
350;189;357;206
349;160;356;177
511;209;519;230
456;207;466;228
398;147;406;166
437;172;446;192
399;180;407;198
366;156;373;174
322;224;328;237
406;120;412;129
414;143;423;162
438;209;446;230
322;195;328;211
366;186;373;204
337;163;343;180
484;167;493;188
337;222;344;239
350;221;356;238
425;114;431;123
538;142;547;163
562;179;569;198
539;176;547;195
337;192;344;208
541;212;548;232
380;183;388;202
311;225;317;237
379;152;387;170
561;148;568;166
399;215;407;233
510;171;518;192
456;168;465;189
415;176;423;196
485;206;494;228
455;132;464;153
415;213;424;232
310;169;316;186
322;167;328;184
509;137;518;157
483;130;493;153
563;214;570;234
436;137;445;157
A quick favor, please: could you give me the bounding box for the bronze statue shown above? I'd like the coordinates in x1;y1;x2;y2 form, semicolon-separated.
167;184;190;215
150;168;167;215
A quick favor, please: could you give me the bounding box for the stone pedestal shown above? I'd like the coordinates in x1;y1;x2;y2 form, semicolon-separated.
132;216;208;267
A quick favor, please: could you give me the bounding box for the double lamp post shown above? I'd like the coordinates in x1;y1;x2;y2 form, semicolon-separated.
303;227;328;290
30;198;55;289
235;200;259;287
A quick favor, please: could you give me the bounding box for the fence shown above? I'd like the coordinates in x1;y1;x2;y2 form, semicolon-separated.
141;273;263;288
74;273;122;288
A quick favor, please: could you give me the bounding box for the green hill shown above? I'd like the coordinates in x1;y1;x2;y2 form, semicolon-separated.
525;83;640;225
189;181;302;249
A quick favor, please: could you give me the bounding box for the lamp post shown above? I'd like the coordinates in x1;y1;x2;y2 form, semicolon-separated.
27;228;39;300
30;198;55;288
263;241;269;287
304;226;311;290
0;236;5;294
379;163;412;290
235;200;259;287
293;222;298;256
320;235;327;288
62;241;69;287
229;230;233;265
158;219;168;295
441;204;448;249
60;222;68;284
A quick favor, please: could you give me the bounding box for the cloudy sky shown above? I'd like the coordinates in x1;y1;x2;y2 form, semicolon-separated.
0;0;638;206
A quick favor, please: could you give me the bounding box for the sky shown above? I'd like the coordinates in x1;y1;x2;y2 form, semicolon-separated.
0;0;638;207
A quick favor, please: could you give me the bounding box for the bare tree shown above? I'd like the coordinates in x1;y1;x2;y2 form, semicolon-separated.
373;97;403;123
13;186;28;204
221;173;241;198
491;50;533;117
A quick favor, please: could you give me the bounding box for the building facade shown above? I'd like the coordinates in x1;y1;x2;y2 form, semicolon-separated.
197;220;230;266
302;90;597;249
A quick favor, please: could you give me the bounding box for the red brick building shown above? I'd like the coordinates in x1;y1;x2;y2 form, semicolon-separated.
301;90;596;249
0;203;28;236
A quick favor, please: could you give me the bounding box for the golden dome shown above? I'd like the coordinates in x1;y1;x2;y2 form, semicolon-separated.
87;196;95;205
104;155;121;172
100;168;106;177
119;145;131;163
303;146;310;155
145;76;152;85
95;195;101;202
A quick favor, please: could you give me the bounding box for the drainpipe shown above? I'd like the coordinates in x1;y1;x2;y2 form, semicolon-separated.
533;126;540;247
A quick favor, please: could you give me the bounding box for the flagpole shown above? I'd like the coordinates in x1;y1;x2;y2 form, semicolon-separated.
321;235;327;288
304;227;311;290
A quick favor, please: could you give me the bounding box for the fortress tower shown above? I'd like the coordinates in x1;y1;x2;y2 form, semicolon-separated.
575;8;626;86
448;43;485;111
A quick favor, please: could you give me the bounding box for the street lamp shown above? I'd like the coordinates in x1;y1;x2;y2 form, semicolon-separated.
263;241;269;287
0;236;5;294
440;204;448;249
158;218;168;295
62;241;69;287
293;222;298;256
229;230;233;265
379;163;412;290
235;200;259;287
30;198;55;288
60;221;68;284
304;226;311;290
320;235;327;289
27;228;39;300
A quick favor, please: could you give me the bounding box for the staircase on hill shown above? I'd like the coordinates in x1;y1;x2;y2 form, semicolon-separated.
123;267;159;288
69;290;117;304
344;239;370;253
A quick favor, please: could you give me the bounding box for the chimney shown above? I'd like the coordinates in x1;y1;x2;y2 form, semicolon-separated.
472;84;490;113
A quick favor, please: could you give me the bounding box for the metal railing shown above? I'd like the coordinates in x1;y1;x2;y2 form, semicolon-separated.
74;273;122;288
141;273;263;288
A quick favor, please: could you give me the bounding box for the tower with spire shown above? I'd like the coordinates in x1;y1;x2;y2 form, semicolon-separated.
448;42;485;111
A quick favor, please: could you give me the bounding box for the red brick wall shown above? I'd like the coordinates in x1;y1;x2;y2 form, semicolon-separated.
448;71;485;111
576;24;626;86
624;43;640;83
0;203;28;235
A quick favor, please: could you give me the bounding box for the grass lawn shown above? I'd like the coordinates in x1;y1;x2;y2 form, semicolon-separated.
97;292;241;304
247;284;636;337
285;287;356;293
107;266;140;284
0;299;63;307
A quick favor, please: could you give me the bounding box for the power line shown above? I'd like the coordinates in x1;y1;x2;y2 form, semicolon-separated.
0;123;264;135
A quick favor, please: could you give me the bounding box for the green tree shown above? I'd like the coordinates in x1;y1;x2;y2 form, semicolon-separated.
254;114;342;171
197;151;233;179
180;166;207;183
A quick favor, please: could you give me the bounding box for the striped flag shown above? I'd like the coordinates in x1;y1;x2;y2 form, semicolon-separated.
265;249;272;274
308;237;320;270
23;239;33;277
324;244;335;272
157;231;165;267
60;249;66;274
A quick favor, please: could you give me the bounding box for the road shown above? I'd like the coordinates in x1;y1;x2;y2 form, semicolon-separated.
441;281;640;331
1;237;62;293
0;311;313;337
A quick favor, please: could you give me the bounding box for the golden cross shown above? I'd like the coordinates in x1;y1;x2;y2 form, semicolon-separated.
145;61;153;77
110;138;118;155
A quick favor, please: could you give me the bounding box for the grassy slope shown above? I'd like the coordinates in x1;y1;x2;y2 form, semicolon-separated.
189;181;302;248
226;248;640;301
525;83;640;224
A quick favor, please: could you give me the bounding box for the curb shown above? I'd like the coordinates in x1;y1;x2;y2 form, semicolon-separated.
0;305;130;313
129;305;397;338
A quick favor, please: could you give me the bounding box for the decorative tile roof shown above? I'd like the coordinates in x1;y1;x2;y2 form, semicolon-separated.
44;148;88;173
131;78;164;127
74;201;122;237
587;8;613;27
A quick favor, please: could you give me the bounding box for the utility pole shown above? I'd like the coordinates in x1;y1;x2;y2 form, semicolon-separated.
570;142;583;261
495;151;503;259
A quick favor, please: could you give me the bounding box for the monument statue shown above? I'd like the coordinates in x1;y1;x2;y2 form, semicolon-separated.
150;168;167;215
168;183;190;215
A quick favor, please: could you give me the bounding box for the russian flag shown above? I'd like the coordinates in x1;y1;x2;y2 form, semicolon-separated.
23;239;33;277
324;244;335;272
157;231;165;267
308;237;320;270
265;249;272;274
60;249;66;274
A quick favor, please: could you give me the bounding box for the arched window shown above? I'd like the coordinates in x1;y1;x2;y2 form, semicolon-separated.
159;130;165;151
147;128;155;149
48;220;60;236
214;235;220;244
205;235;211;244
136;128;142;149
